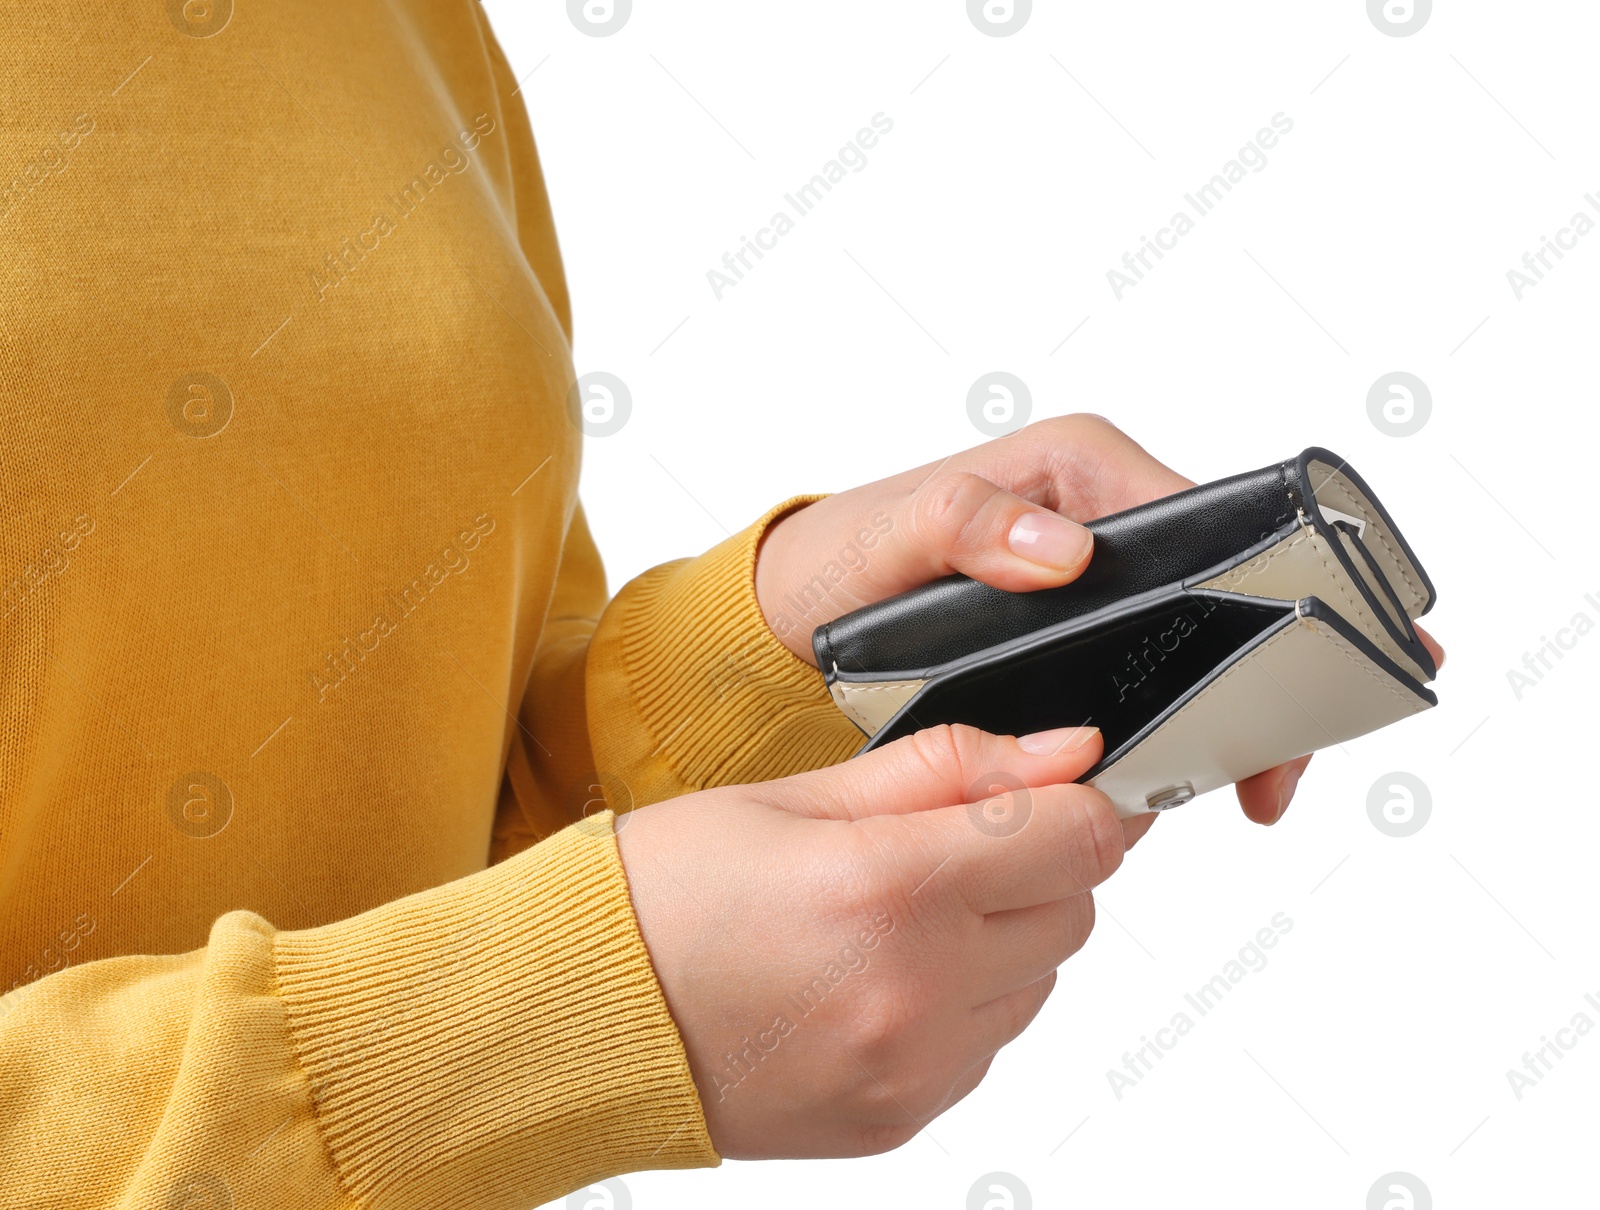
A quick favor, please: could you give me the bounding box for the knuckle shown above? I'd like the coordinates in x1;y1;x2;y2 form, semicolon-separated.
851;1120;920;1158
960;1053;996;1093
1013;970;1060;1034
1072;787;1125;884
941;1056;995;1115
944;723;990;766
1034;898;1092;967
1061;893;1096;959
1039;967;1061;1002
1063;411;1122;437
1022;412;1122;450
847;982;913;1062
839;826;896;910
913;471;1001;555
1042;897;1075;954
906;723;981;782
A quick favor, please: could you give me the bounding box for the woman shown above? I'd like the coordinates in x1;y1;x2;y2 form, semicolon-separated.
0;4;1436;1206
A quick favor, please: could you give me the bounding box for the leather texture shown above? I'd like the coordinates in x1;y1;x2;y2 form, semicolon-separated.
813;447;1439;817
814;459;1300;677
1084;601;1434;816
830;676;928;734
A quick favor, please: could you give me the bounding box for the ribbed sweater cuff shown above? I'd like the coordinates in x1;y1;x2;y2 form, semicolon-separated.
587;496;864;802
273;812;715;1209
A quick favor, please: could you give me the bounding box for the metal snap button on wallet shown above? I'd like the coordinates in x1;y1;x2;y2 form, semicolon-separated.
813;448;1438;818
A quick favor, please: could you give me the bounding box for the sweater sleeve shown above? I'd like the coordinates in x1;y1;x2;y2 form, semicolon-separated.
498;497;865;851
0;501;866;1208
582;497;865;805
0;812;711;1210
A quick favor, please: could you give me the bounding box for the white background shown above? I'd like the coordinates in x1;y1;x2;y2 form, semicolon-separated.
482;2;1599;1206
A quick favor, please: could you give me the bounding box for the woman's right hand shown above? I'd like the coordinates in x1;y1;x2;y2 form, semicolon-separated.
615;723;1135;1160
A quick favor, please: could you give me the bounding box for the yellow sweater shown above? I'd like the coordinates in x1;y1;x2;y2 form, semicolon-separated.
0;4;862;1205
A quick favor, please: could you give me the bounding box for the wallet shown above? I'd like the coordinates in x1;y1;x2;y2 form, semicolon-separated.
813;448;1438;817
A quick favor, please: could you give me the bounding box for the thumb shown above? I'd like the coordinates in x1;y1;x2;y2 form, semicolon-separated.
878;470;1096;596
755;723;1103;822
756;471;1096;668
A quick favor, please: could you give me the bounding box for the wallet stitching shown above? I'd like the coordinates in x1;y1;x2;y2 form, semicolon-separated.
1332;527;1409;632
1300;532;1420;673
1204;529;1309;588
1212;530;1421;681
1317;476;1406;586
1310;471;1425;611
833;680;926;733
1109;624;1308;767
1139;618;1421;759
832;694;878;734
1313;622;1431;712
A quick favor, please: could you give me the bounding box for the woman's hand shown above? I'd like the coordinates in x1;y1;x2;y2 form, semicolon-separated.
757;415;1186;645
617;723;1125;1159
753;414;1443;824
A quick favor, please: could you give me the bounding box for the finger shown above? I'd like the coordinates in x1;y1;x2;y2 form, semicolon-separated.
762;416;1184;621
1237;753;1314;825
939;1053;996;1118
1009;414;1196;520
968;970;1058;1058
1237;628;1438;826
868;779;1124;915
972;894;1096;1001
1235;627;1440;825
1416;623;1445;671
758;723;1102;821
900;469;1094;591
1122;811;1158;849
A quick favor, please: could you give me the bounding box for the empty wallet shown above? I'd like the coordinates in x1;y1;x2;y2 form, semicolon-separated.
813;447;1438;817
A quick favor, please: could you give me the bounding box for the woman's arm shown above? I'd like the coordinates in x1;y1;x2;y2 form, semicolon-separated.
2;718;1136;1206
0;818;713;1209
496;499;864;849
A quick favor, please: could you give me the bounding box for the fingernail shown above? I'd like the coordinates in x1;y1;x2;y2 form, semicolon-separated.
1273;766;1302;823
1007;512;1092;572
1018;725;1099;755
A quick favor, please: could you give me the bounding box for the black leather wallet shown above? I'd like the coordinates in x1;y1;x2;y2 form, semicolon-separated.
813;448;1438;817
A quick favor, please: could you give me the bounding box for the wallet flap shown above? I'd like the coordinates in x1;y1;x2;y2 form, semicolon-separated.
1292;450;1434;620
1087;598;1435;817
815;457;1300;679
1193;520;1433;685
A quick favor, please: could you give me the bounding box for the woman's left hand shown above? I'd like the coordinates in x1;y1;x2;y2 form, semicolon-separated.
753;413;1443;827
